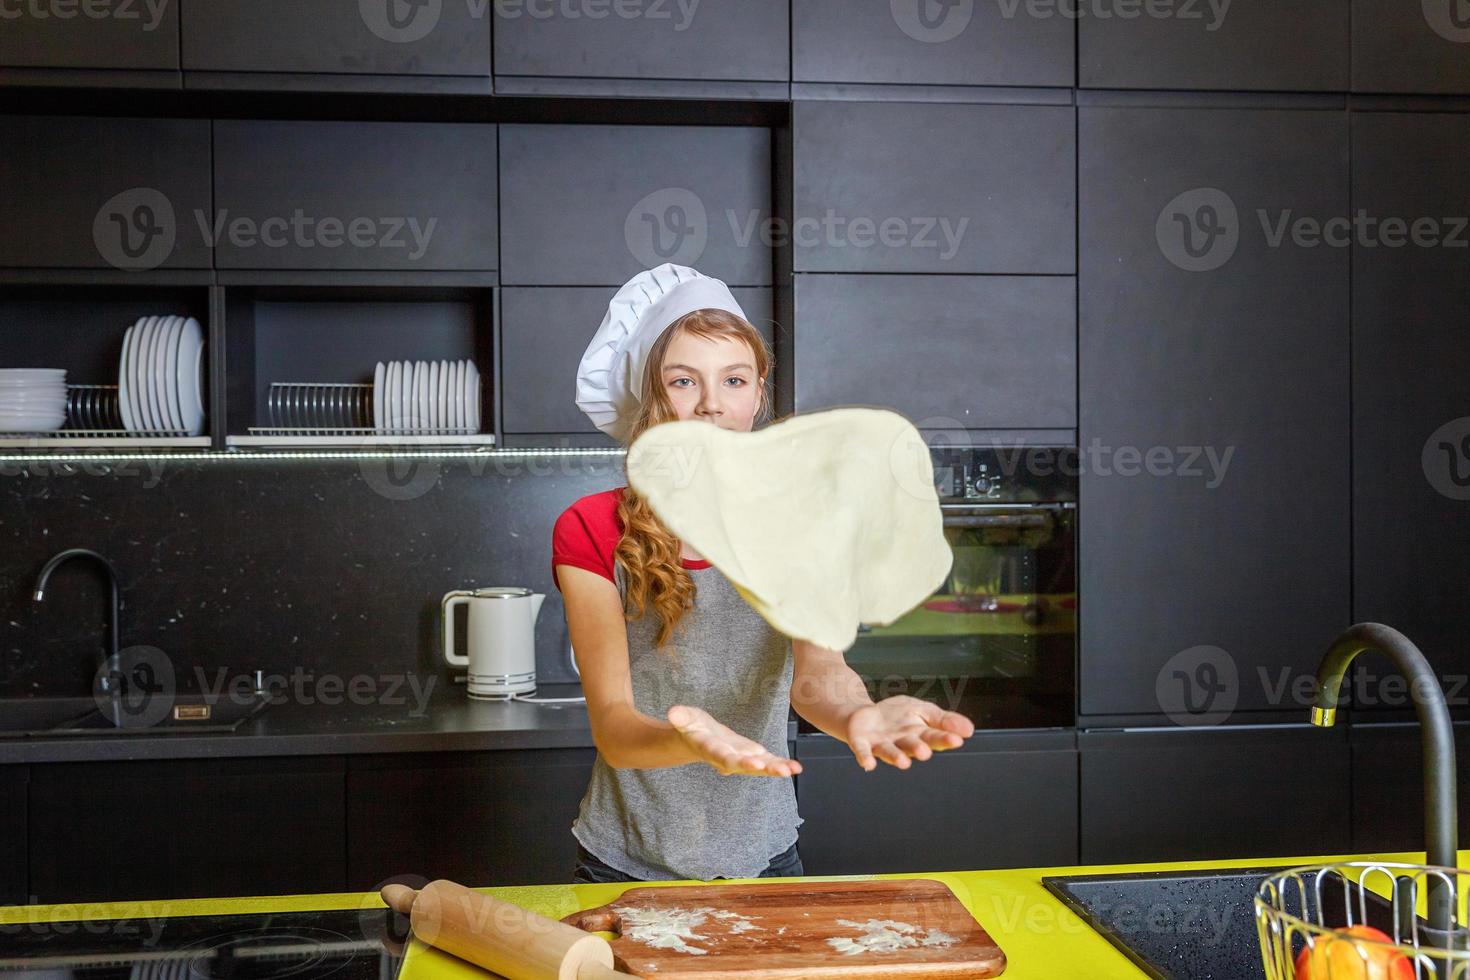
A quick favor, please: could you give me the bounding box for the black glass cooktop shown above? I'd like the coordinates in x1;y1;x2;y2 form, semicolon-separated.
0;905;409;979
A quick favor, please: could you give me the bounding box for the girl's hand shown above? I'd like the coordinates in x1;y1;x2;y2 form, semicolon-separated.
844;696;975;771
667;704;802;778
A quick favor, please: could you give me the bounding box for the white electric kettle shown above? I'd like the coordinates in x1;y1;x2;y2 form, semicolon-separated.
441;586;543;699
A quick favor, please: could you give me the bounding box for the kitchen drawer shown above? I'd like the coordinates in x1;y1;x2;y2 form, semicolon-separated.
500;286;776;435
212;120;498;272
0;766;25;906
1079;0;1348;90
1353;0;1470;94
1350;724;1470;853
794;731;1078;874
0;115;211;270
0;1;178;73
29;757;346;903
794;0;1072;88
793;101;1074;275
498;124;771;287
792;273;1075;430
1080;727;1352;865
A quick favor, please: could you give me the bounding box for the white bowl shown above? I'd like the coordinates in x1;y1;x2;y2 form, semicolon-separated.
0;414;66;432
0;368;66;379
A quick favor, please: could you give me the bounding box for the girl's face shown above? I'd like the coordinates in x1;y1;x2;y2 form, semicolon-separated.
658;331;763;432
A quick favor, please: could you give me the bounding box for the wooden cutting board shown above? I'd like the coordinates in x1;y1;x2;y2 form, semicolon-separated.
560;878;1006;978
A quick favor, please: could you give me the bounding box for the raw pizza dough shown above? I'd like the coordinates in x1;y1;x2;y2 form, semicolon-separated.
625;407;952;652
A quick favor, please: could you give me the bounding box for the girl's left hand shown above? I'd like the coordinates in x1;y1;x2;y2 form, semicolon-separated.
844;696;975;771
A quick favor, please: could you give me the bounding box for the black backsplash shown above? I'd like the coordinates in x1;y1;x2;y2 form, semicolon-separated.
1;453;624;697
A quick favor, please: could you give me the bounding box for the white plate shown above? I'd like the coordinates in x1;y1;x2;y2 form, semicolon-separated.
456;359;468;432
373;362;385;433
176;317;205;436
135;316;160;431
437;360;449;432
397;360;410;432
387;361;401;432
466;359;480;431
157;315;180;432
160;316;183;431
447;360;460;431
0;368;65;380
425;360;438;431
412;361;426;432
118;318;140;432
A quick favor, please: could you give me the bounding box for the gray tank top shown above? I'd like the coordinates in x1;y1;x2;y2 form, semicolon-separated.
571;559;803;880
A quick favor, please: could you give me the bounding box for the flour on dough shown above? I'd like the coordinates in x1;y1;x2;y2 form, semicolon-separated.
826;918;961;955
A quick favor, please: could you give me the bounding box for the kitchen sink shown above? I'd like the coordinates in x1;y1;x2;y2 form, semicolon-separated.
0;694;271;738
1042;865;1406;980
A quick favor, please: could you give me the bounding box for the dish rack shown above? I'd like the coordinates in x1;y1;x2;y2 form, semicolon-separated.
232;382;494;447
0;384;209;447
1257;861;1470;978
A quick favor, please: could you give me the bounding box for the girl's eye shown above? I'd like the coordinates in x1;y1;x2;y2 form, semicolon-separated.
725;377;746;386
670;378;693;387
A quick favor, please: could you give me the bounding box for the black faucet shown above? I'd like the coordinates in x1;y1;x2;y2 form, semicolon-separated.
32;548;122;687
1310;622;1458;941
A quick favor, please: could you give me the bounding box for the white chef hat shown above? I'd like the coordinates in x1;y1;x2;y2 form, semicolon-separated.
575;263;747;443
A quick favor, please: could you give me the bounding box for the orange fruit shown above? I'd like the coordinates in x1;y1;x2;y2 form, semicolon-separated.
1294;925;1415;980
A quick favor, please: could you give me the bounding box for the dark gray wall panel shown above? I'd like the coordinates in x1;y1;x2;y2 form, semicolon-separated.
501;286;775;434
0;2;179;70
794;0;1072;87
1353;0;1470;94
793;101;1075;274
499;124;771;286
1079;0;1348;90
793;274;1075;429
493;0;787;81
213;120;497;271
1078;106;1350;718
0;766;23;905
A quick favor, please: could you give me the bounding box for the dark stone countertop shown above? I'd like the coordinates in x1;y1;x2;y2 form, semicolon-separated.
0;680;804;765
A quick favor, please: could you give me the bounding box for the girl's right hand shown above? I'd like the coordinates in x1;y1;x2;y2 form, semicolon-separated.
667;704;802;778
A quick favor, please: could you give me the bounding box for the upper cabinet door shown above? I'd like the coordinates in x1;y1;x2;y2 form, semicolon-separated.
180;0;492;77
1353;0;1470;94
493;0;787;82
499;125;771;287
0;115;211;270
793;102;1075;275
794;0;1072;87
1079;0;1348;90
1078;106;1350;719
1352;113;1470;694
793;273;1076;430
0;0;178;70
213;120;497;272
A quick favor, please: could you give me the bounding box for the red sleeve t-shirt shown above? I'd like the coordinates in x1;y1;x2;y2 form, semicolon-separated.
550;486;711;591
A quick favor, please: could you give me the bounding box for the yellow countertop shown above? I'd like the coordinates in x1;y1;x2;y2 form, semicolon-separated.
1;849;1454;978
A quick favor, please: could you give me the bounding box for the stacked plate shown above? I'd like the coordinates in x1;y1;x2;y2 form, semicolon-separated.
374;359;479;434
0;368;67;432
119;316;205;435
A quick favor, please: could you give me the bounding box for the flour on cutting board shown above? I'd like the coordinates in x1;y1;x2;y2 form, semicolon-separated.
826;918;959;955
613;905;764;955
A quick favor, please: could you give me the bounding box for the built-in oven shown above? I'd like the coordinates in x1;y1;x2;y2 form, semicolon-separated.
796;445;1078;732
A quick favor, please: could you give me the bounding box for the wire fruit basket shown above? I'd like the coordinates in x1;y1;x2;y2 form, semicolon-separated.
1257;862;1470;979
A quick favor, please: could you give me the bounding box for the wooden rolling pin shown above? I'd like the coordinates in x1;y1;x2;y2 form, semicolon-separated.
382;880;638;980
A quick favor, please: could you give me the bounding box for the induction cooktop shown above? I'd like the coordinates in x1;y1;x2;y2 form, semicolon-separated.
0;905;409;979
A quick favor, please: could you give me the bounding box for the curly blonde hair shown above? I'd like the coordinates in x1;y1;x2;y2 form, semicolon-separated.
614;308;775;649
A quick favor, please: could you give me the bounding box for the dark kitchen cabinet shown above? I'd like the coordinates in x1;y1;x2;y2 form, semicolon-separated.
28;757;346;904
1353;0;1470;95
792;101;1074;275
212;120;498;272
1078;106;1350;720
345;748;597;888
1351;113;1470;708
1350;723;1470;854
498;124;771;288
180;0;492;91
792;273;1075;431
0;115;211;270
1080;727;1352;865
0;1;178;75
793;0;1072;88
500;286;776;437
793;731;1078;875
493;0;787;87
1078;0;1348;91
0;767;25;906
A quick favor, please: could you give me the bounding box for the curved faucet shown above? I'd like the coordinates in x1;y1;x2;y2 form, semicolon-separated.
1310;622;1458;939
32;548;122;679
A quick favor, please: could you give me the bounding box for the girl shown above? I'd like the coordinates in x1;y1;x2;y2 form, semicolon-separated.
552;264;975;884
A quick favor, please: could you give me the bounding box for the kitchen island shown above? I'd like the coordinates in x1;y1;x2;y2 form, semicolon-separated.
0;849;1450;978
